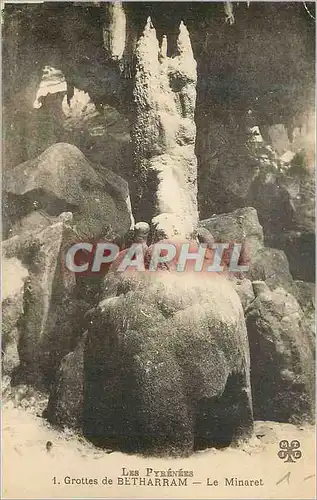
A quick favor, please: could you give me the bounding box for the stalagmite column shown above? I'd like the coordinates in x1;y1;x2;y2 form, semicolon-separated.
132;18;198;239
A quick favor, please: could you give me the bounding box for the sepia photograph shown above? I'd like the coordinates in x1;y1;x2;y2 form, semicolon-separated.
1;1;316;498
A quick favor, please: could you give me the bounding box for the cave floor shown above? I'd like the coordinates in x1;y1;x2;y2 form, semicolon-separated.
2;402;315;499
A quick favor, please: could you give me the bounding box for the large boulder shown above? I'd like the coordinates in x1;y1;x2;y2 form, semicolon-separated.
230;278;255;312
2;257;29;375
291;280;315;339
246;247;294;290
246;282;315;423
46;333;86;429
199;207;296;289
291;280;315;316
82;270;253;456
8;210;56;238
199;207;264;263
2;220;79;388
3;142;132;240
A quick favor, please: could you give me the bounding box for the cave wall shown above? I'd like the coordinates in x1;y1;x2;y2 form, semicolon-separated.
191;2;315;217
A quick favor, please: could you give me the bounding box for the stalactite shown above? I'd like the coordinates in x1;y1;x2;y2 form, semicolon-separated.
224;1;235;25
103;2;126;61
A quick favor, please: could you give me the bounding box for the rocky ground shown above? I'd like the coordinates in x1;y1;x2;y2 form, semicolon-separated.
2;399;315;499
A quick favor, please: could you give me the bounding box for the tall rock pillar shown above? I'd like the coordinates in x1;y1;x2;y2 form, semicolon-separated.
132;18;198;238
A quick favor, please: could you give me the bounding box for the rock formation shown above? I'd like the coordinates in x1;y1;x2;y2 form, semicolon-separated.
83;270;253;455
3;142;132;240
199;207;295;289
2;257;29;375
2;221;77;387
1;3;315;457
2;142;133;388
132;18;198;238
46;332;86;429
246;282;315;423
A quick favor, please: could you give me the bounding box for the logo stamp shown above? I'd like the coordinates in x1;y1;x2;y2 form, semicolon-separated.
277;440;302;463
